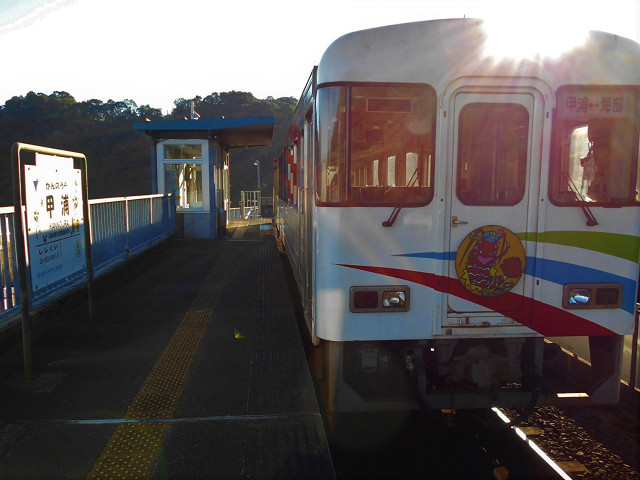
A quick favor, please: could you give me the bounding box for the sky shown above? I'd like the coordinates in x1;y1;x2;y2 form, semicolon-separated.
1;0;639;114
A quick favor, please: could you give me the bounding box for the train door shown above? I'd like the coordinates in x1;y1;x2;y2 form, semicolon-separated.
445;87;544;324
303;110;314;324
295;135;304;288
294;107;315;337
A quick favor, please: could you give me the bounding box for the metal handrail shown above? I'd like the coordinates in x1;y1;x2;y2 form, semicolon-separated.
0;193;175;323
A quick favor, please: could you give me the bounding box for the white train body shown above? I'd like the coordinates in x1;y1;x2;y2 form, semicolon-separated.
275;19;640;416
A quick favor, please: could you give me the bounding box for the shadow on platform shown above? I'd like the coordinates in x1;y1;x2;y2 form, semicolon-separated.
0;223;335;479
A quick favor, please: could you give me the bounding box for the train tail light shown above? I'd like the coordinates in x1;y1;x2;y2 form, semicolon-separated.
349;286;410;312
353;291;378;309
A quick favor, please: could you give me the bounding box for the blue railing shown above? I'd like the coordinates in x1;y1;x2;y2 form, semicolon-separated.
0;194;175;326
0;207;19;316
89;194;175;269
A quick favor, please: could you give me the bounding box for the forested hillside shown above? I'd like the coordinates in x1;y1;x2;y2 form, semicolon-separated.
0;91;296;207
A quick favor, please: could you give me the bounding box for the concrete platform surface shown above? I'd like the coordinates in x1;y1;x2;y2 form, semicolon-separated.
0;223;335;479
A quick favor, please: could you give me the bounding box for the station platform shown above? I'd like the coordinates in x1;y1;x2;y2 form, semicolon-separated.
0;220;335;479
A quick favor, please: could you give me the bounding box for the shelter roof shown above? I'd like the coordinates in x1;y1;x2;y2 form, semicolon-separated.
132;116;275;148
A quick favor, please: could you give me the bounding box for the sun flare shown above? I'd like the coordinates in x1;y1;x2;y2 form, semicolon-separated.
482;17;590;61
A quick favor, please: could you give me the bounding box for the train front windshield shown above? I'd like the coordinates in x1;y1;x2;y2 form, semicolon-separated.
316;84;437;206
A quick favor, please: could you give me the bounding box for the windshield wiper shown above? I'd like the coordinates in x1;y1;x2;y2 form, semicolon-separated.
382;166;421;227
561;171;598;226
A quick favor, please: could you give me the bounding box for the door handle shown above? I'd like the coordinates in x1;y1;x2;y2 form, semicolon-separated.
452;216;468;227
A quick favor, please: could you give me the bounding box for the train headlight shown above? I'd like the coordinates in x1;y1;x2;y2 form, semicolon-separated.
382;291;407;309
562;283;622;309
349;286;410;312
568;288;592;306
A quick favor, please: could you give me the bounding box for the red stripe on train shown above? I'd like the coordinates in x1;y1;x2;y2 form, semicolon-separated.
337;264;616;336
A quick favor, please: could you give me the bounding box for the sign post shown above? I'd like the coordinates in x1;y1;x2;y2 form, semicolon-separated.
11;143;94;382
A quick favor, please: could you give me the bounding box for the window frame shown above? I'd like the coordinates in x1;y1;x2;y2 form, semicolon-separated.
549;85;640;207
315;82;437;207
163;162;204;211
163;143;203;160
159;140;207;212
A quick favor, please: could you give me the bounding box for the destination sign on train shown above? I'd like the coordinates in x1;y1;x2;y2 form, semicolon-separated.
557;91;635;118
24;154;85;290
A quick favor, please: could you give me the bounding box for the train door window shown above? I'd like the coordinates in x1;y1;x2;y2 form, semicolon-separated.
304;110;313;193
316;86;347;204
550;86;639;206
349;84;436;205
457;103;529;205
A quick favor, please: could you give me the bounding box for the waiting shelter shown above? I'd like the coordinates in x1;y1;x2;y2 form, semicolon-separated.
133;116;275;238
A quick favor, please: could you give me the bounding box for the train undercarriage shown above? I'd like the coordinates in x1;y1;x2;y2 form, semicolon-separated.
310;335;624;425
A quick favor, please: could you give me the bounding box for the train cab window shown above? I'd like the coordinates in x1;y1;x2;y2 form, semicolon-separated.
316;83;436;206
316;86;347;204
349;85;435;205
550;86;639;206
457;103;529;205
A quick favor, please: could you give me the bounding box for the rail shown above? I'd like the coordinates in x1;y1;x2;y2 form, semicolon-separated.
0;194;175;326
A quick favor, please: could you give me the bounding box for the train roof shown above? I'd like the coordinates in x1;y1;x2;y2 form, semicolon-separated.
317;18;640;91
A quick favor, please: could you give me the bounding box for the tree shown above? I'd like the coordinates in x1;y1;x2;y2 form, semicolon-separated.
167;92;297;204
0;90;297;207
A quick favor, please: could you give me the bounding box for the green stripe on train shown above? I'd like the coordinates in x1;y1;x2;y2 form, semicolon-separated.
516;231;640;263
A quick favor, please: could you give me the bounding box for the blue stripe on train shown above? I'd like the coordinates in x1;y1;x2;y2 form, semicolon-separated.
395;252;638;314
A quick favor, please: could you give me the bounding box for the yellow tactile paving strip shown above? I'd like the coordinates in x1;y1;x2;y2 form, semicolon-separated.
87;257;232;479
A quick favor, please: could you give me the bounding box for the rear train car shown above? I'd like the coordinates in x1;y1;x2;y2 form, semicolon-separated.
274;19;640;420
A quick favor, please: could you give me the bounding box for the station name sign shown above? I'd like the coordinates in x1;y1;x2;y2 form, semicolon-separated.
24;154;86;290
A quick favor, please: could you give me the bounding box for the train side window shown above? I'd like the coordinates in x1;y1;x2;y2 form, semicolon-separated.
457;103;529;206
316;86;347;204
349;84;436;206
550;86;640;206
278;150;288;203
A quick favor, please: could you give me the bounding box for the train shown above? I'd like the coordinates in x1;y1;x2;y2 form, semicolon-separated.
273;18;640;421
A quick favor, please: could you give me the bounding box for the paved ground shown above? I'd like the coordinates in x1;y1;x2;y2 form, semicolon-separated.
0;221;335;479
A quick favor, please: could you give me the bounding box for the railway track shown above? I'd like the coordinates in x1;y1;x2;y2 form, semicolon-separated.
327;405;639;479
496;405;640;480
328;409;554;479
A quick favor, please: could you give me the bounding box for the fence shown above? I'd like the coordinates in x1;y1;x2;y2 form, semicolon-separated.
228;207;243;221
1;194;175;326
241;190;262;220
227;193;273;221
